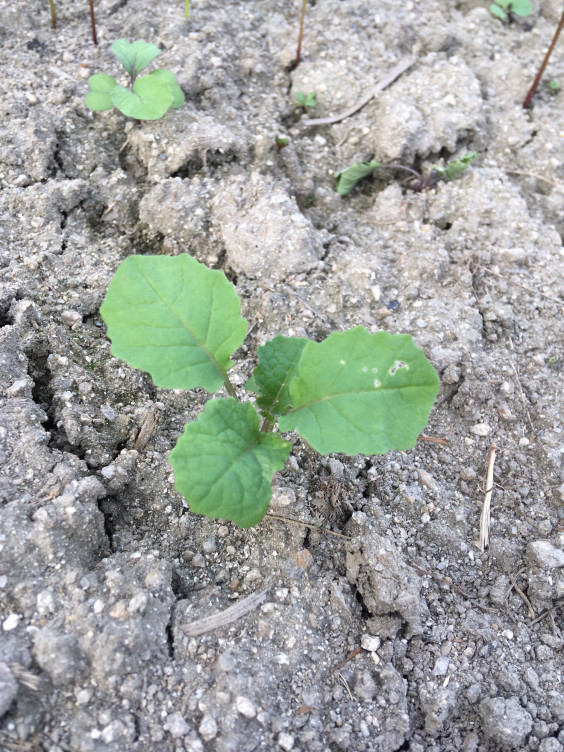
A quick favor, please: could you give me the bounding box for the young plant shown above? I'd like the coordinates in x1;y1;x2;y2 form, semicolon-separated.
85;40;184;121
334;152;479;196
489;0;532;21
100;254;440;528
48;0;97;44
523;6;564;108
275;135;290;153
295;91;317;109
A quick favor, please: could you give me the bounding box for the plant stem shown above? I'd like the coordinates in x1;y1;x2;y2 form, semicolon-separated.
260;417;274;433
89;0;97;45
185;0;190;20
49;0;57;28
224;377;237;398
523;7;564;108
295;0;307;67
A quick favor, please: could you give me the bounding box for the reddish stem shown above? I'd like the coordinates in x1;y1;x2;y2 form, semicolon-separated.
523;7;564;108
89;0;98;45
295;0;307;68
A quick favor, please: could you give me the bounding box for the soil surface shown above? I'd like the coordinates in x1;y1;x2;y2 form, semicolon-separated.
1;1;563;751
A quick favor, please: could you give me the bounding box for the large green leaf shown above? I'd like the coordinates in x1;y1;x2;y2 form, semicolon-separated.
111;76;173;120
111;39;161;76
149;69;185;108
334;160;381;196
245;335;307;418
100;254;248;392
278;327;439;455
85;74;117;111
170;399;292;527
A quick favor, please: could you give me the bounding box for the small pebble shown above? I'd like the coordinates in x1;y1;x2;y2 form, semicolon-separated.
470;423;490;436
278;732;295;750
236;696;256;718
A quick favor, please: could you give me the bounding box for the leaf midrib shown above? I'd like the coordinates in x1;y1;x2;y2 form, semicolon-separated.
138;264;227;386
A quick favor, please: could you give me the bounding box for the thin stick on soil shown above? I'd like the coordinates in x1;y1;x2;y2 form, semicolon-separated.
523;7;564;108
476;442;497;552
49;0;57;28
295;0;308;68
89;0;98;45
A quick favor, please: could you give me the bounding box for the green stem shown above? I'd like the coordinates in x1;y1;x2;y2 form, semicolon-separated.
224;376;237;398
185;0;190;20
295;0;307;67
260;417;274;433
48;0;57;28
523;6;564;108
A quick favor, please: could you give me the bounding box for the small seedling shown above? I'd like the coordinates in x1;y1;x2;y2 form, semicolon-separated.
549;80;560;91
85;39;184;121
275;135;290;153
524;6;564;107
295;91;317;109
489;0;532;21
100;254;440;528
334;152;479;196
48;0;97;44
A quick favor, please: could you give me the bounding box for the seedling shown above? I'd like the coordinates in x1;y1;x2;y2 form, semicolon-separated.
100;255;440;528
48;0;97;44
85;40;184;121
295;91;317;109
523;7;564;108
489;0;532;21
334;152;479;196
275;135;290;153
549;80;560;91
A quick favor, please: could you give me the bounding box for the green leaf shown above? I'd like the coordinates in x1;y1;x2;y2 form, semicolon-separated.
149;69;185;108
278;327;440;455
489;2;507;18
334;160;381;196
305;92;317;107
245;335;307;418
111;76;173;120
111;39;161;76
85;74;117;111
170;399;292;527
100;254;248;392
510;0;532;15
432;151;479;182
295;92;306;106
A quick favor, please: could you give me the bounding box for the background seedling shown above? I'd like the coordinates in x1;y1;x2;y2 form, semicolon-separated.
85;39;184;121
489;0;532;21
334;152;479;196
295;91;317;109
275;135;289;153
523;7;564;108
48;0;97;44
100;254;440;528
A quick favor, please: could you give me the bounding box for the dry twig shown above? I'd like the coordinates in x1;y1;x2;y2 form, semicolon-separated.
302;57;415;127
475;443;497;552
182;587;269;636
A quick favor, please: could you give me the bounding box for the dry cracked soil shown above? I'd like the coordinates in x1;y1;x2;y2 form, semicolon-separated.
0;0;563;751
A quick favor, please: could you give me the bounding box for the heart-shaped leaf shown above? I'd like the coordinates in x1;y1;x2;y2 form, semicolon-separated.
111;39;161;77
111;76;173;120
278;327;440;455
85;73;117;111
170;399;292;527
245;335;307;418
149;69;185;108
100;254;248;393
